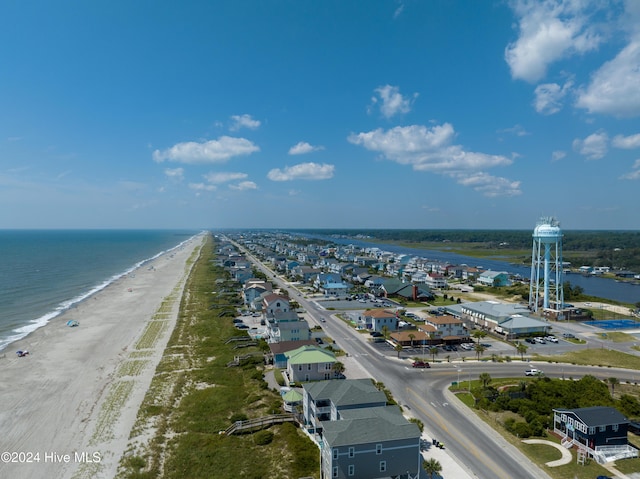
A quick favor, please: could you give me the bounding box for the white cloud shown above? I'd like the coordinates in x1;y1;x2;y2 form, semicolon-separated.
229;114;261;131
370;85;416;118
267;162;335;181
576;39;640;117
188;182;216;192
348;124;511;171
203;172;248;184
288;141;325;155
505;0;603;82
229;181;257;190
533;80;573;114
393;3;404;19
451;172;522;198
498;124;530;137
551;150;566;162
619;159;640;180
164;168;184;181
348;123;519;197
152;136;259;164
612;133;640;149
572;130;609;160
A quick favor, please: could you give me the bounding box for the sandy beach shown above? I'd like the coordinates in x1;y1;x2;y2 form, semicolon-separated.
0;234;204;479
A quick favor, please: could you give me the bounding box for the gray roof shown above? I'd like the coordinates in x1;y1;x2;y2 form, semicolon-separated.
499;314;548;329
555;406;629;427
321;406;420;446
303;379;386;407
275;320;309;331
461;300;531;321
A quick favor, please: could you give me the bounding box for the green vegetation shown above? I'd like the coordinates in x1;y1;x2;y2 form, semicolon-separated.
298;228;640;271
461;374;640;479
118;235;319;479
534;348;640;371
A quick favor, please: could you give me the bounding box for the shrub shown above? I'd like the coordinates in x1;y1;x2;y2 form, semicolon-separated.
230;413;248;423
512;421;532;438
254;430;274;445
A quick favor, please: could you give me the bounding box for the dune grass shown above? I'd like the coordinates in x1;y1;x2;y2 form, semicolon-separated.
117;235;319;479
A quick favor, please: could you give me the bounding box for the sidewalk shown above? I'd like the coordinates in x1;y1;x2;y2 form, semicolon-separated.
419;432;474;479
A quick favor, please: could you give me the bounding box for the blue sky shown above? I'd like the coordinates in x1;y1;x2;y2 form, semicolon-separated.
1;1;640;230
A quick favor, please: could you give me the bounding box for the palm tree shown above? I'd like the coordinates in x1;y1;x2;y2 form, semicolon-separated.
381;325;390;341
474;343;486;360
332;361;345;378
423;457;442;479
516;342;528;361
429;346;439;363
608;377;619;396
472;329;487;344
395;343;403;358
408;333;416;348
479;372;492;388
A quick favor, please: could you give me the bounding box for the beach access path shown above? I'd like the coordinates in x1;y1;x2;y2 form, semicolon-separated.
0;234;204;479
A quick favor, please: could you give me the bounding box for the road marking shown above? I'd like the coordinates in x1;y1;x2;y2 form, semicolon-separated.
406;387;510;478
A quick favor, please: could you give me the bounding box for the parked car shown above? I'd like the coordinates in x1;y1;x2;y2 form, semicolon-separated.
562;333;576;339
412;361;431;368
525;337;535;344
548;336;558;343
525;369;543;376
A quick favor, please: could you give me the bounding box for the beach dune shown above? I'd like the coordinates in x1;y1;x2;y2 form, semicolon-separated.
0;234;204;479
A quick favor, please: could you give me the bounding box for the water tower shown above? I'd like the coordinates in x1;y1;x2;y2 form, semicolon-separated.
529;217;564;314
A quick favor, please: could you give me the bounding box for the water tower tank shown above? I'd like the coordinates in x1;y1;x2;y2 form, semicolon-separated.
530;217;564;314
533;222;562;243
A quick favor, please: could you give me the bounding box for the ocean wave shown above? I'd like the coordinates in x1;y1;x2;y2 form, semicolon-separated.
0;232;200;352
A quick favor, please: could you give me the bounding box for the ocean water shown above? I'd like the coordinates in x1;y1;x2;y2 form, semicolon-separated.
0;230;200;351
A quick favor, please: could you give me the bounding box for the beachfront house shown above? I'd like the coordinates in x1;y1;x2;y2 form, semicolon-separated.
302;379;387;432
285;345;337;384
262;293;290;315
320;406;422;479
266;310;311;343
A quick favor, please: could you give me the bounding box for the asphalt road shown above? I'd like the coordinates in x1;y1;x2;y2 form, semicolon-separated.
233;239;639;479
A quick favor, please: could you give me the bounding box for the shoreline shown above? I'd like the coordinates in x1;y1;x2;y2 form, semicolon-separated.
0;233;205;479
0;234;201;353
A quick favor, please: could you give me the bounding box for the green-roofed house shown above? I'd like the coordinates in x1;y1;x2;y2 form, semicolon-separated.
302;379;387;434
285;345;337;383
320;405;421;479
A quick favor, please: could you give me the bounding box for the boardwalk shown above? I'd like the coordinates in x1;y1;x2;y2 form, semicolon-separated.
223;413;298;435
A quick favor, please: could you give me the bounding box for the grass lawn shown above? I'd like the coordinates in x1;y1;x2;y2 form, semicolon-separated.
533;348;640;370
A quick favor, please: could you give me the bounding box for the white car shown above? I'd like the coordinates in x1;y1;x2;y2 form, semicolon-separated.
525;369;543;376
547;337;558;343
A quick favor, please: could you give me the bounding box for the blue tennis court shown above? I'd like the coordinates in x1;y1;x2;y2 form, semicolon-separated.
584;319;640;330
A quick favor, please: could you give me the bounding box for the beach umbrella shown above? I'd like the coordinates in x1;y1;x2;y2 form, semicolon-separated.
67;320;79;327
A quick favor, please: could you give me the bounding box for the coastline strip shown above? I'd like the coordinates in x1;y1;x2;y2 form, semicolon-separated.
0;233;205;479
